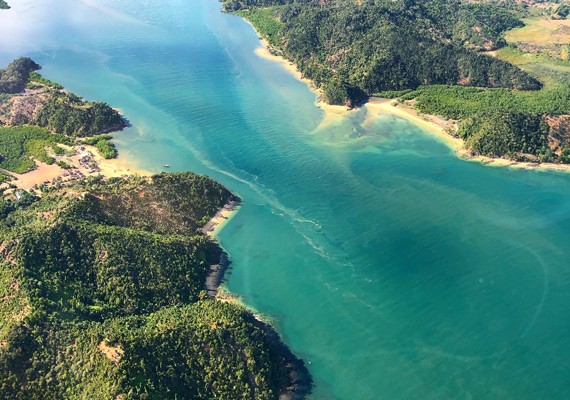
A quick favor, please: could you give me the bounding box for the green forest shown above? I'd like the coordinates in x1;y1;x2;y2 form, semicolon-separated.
0;172;310;399
0;58;125;137
458;111;550;160
225;0;540;102
34;94;124;137
80;135;117;159
225;0;570;162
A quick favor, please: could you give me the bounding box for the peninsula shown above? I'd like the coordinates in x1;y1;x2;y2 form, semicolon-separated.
225;0;570;167
0;59;311;398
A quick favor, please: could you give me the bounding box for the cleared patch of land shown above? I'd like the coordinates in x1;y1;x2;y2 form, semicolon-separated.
505;17;570;60
506;18;570;44
494;46;570;87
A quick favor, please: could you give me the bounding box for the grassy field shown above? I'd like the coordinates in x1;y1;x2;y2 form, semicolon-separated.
506;18;570;45
495;46;570;87
504;17;570;60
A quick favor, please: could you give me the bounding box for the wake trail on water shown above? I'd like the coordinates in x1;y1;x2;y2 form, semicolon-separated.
191;141;385;281
520;248;549;338
317;343;504;365
173;132;336;257
417;345;504;363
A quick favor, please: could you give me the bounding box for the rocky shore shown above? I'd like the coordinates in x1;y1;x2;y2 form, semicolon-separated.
202;198;314;399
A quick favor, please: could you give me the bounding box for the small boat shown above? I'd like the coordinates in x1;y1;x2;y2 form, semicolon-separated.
163;164;170;168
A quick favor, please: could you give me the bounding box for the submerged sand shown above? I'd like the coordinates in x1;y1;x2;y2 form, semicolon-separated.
252;32;348;116
367;99;570;173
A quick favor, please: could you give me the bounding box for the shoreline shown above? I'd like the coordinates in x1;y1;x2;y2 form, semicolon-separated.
368;99;570;174
0;141;149;192
201;199;241;238
247;21;348;118
203;199;240;297
201;196;243;298
201;198;314;399
248;18;570;174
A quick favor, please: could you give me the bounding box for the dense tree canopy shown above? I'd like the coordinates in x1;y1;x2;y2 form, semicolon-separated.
458;111;550;158
225;0;540;104
0;57;40;94
0;173;309;399
35;94;124;137
0;58;124;138
227;0;570;162
0;125;71;173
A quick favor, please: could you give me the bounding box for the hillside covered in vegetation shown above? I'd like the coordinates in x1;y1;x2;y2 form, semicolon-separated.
0;172;310;399
225;0;540;103
0;58;124;174
225;0;570;163
0;58;124;136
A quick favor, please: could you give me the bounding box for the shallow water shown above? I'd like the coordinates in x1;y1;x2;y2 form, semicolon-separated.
2;1;570;398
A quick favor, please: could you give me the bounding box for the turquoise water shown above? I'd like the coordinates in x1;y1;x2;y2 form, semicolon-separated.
2;1;570;398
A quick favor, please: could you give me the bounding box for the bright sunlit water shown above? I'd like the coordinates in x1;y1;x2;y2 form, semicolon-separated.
2;0;570;398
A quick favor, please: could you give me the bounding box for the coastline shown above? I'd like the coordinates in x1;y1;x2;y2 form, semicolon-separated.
2;136;312;397
203;199;240;297
252;35;348;117
248;19;570;174
201;199;241;238
367;99;570;174
201;199;314;399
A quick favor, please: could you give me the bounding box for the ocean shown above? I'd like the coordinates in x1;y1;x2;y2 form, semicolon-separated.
1;0;570;398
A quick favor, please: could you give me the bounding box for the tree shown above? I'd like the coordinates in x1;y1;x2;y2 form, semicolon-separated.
0;57;41;94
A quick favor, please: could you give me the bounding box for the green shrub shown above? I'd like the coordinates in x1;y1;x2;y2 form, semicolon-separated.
0;125;70;173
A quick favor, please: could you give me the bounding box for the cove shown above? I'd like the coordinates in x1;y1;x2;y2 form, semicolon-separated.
1;0;570;398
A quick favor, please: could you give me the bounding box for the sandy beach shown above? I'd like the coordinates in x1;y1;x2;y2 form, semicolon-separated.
201;199;240;238
81;143;150;178
1;142;150;192
249;20;570;174
367;98;570;173
202;199;241;298
251;26;349;118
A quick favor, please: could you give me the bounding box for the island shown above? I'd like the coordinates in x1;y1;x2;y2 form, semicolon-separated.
0;1;9;10
224;0;570;167
0;60;311;398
